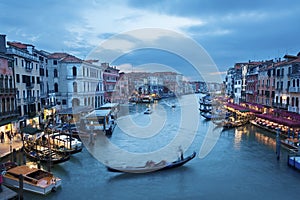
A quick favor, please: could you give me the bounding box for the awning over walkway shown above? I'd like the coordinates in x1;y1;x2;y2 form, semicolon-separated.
255;113;300;128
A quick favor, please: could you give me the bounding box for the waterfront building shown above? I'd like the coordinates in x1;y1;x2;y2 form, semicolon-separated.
47;53;105;110
273;56;293;111
246;65;259;104
6;40;41;128
0;35;18;134
285;54;300;113
33;50;50;108
102;63;120;103
224;67;235;98
254;60;275;110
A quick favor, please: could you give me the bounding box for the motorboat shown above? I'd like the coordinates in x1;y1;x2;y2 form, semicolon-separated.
144;108;152;114
47;132;83;154
1;162;61;195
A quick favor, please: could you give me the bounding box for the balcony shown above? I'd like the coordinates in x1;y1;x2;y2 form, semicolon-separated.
25;66;33;72
26;82;34;89
0;110;19;119
289;87;300;93
288;106;299;113
6;48;38;61
0;88;17;95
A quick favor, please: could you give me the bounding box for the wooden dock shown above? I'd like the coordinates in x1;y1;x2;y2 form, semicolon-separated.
0;185;17;200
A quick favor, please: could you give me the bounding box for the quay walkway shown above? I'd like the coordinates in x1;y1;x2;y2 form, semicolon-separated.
0;139;23;159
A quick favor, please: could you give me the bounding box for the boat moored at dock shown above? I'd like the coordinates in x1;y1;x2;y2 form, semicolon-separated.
1;163;61;195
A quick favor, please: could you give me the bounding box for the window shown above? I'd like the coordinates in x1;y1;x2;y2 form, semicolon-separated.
15;58;18;66
53;60;57;65
54;83;58;92
32;76;35;83
16;74;20;83
73;82;78;93
21;60;24;67
54;69;58;77
72;66;77;76
62;99;67;105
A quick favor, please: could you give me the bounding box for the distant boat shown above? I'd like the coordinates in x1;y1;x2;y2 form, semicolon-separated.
1;162;61;195
107;151;196;173
144;108;153;114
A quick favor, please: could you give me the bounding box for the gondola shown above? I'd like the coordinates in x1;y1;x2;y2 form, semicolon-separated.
23;142;70;165
107;151;196;173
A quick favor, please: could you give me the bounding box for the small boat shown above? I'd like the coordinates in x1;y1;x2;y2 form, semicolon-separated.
1;162;61;195
47;132;83;154
288;153;300;170
144;108;152;114
24;142;70;165
107;151;196;173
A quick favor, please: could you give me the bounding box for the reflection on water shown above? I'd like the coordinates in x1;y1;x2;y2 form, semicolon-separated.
254;132;276;150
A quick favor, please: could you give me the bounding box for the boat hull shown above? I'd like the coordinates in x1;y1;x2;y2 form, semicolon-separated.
3;177;61;195
107;151;196;173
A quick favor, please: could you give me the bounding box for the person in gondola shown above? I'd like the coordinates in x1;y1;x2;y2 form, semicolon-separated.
178;146;184;160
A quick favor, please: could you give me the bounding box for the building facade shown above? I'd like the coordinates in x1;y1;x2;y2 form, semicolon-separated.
0;35;18;134
47;53;105;109
103;63;120;103
6;41;41;123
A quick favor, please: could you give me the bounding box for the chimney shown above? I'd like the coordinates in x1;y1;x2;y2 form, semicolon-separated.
0;34;6;53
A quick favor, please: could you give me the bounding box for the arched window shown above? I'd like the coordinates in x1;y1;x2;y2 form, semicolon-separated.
73;82;77;93
292;97;295;107
2;98;5;112
297;79;300;87
296;97;299;107
54;69;58;77
287;97;290;106
54;83;58;92
72;98;80;107
72;66;77;77
4;75;8;88
280;96;283;105
0;75;3;88
293;79;296;87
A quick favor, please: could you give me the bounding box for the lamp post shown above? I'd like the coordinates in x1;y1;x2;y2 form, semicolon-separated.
89;121;95;145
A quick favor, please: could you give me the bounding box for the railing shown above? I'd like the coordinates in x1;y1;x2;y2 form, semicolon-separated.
26;83;34;89
289;87;300;93
6;48;39;61
0;88;17;94
0;110;19;118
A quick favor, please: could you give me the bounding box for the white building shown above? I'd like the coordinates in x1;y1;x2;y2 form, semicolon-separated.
6;41;41;118
47;53;104;109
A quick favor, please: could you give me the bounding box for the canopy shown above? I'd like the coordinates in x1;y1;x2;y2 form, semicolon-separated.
255;113;300;128
21;125;42;135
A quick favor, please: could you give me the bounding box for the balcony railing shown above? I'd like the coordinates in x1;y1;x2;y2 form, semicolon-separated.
0;110;19;118
289;87;300;93
0;88;17;95
26;83;34;89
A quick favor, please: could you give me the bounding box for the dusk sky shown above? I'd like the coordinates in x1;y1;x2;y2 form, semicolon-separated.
1;0;300;81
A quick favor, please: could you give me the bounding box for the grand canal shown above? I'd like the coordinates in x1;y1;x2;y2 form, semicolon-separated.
23;94;300;200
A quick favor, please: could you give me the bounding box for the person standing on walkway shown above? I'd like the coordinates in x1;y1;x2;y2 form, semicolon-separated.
0;131;4;143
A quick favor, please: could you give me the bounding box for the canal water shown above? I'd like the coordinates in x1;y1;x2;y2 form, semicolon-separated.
23;94;300;200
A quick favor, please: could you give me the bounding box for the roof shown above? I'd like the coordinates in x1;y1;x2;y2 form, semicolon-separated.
58;106;93;115
7;41;34;49
85;110;111;119
21;126;42;135
48;52;83;63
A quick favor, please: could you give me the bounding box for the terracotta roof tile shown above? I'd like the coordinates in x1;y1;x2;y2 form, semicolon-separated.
48;52;82;63
7;41;33;49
